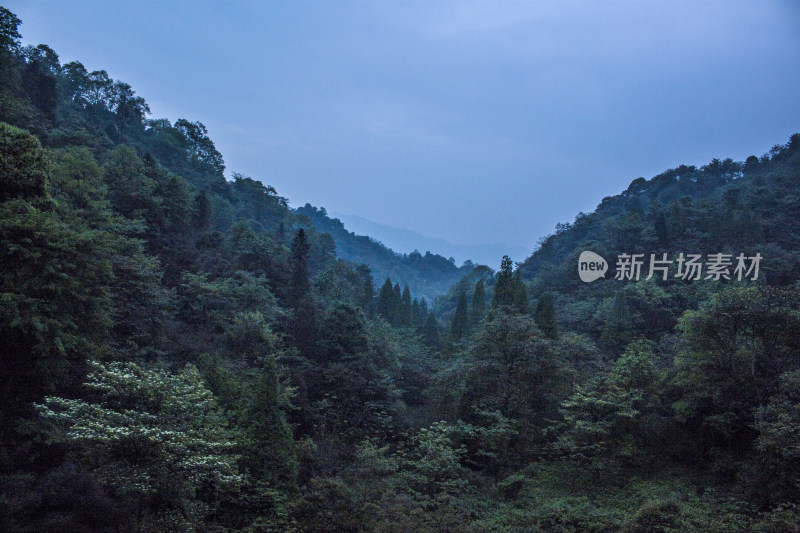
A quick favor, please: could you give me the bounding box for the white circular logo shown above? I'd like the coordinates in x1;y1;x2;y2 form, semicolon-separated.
578;251;607;282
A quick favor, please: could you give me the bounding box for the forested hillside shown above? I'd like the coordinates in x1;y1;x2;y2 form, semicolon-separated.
2;6;800;532
296;203;473;302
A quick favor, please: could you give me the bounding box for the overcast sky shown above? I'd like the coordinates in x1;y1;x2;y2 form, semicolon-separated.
6;0;800;252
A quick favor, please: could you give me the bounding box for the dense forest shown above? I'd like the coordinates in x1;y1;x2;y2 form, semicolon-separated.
294;204;474;302
2;6;800;532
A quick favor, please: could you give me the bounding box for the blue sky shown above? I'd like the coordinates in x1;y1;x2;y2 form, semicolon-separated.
6;0;800;254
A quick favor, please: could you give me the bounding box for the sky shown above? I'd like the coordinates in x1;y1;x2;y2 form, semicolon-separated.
6;0;800;255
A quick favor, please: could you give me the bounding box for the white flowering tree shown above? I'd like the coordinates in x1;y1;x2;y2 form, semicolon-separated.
36;360;241;530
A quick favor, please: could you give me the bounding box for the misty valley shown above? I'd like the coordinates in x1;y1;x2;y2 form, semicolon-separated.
1;4;800;533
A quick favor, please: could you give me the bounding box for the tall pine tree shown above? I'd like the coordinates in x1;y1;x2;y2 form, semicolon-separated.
492;255;515;309
289;228;310;306
398;284;412;326
470;279;486;326
392;283;402;324
377;277;395;321
451;290;469;341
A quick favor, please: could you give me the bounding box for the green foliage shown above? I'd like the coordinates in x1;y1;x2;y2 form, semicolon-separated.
534;292;558;340
37;361;240;530
470;278;486;325
396;421;472;498
398;284;412;326
512;270;529;314
672;286;800;452
0;198;114;408
102;145;156;219
492;255;516;308
178;270;279;330
450;289;469;341
377;276;396;321
296;203;472;302
422;311;441;348
0;121;48;202
491;255;529;314
754;370;800;503
174;118;225;176
290;228;311;305
47;146;108;222
0;7;21;55
3;7;800;529
320;302;368;361
555;340;660;469
240;354;298;490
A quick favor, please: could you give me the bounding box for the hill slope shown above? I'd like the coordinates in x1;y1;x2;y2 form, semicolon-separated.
331;211;529;266
3;6;800;531
296;203;473;302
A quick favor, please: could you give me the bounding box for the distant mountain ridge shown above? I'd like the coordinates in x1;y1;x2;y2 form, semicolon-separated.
331;212;529;267
434;134;800;329
295;204;475;302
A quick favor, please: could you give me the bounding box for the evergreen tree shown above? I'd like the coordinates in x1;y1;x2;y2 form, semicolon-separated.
411;298;421;327
0;125;119;414
241;353;298;490
419;298;429;328
600;292;635;349
289;228;310;305
356;264;374;314
470;279;486;326
422;311;440;348
377;277;395;321
451;290;469;341
512;271;529;314
289;228;316;356
392;283;402;324
533;292;558;340
492;255;515;309
320;302;368;361
398;284;412;326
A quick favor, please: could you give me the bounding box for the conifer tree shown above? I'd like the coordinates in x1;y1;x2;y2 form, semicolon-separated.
451;290;469;341
470;279;486;326
356;264;374;314
492;255;515;309
392;283;402;324
411;298;421;327
398;284;412;326
419;298;429;328
241;353;298;490
422;311;440;348
289;228;316;355
377;277;395;321
289;228;310;305
533;292;558;340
